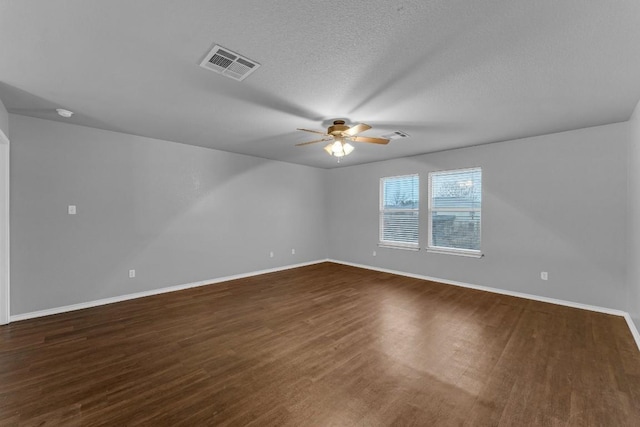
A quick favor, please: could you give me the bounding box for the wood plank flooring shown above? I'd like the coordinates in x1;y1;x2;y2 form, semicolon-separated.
1;262;639;426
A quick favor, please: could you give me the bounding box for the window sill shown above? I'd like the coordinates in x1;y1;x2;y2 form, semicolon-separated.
378;243;420;251
426;248;483;258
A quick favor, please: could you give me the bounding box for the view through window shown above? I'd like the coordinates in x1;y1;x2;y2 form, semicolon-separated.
428;168;481;255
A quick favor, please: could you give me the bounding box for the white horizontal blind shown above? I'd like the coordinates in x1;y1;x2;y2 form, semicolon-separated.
380;174;419;248
428;168;481;254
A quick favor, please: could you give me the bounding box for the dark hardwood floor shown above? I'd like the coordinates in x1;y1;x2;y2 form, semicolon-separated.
1;262;639;426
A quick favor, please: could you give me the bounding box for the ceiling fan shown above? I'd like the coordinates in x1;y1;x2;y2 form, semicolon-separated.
296;120;390;158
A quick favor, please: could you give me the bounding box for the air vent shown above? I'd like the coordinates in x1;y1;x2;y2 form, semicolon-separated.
381;131;410;140
199;45;260;81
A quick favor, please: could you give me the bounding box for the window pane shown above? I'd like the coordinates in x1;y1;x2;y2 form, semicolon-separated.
431;210;480;250
382;211;419;244
429;168;481;253
380;174;419;247
383;175;419;209
431;169;481;210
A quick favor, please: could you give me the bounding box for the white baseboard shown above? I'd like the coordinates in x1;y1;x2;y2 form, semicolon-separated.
328;259;640;352
624;313;640;352
10;259;329;322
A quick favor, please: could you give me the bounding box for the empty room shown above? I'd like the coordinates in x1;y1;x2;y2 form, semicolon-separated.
2;1;640;425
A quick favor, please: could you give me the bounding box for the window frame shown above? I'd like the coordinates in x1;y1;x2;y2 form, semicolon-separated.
379;174;420;250
427;167;482;257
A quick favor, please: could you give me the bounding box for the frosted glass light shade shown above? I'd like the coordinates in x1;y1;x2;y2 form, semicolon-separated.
323;140;354;157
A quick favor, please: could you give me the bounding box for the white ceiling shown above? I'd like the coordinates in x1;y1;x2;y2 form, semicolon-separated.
1;0;639;168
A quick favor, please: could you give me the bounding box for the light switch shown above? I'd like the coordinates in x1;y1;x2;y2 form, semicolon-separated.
68;205;77;215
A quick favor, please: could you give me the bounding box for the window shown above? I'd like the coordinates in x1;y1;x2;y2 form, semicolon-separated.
379;174;419;249
428;168;481;256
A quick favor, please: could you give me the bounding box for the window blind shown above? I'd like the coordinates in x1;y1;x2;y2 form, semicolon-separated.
380;174;419;248
428;168;481;254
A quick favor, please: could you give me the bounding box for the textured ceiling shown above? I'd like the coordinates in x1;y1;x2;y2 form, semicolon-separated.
1;0;639;168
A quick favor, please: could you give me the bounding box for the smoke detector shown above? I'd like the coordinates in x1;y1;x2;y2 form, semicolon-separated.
199;45;260;81
56;108;74;118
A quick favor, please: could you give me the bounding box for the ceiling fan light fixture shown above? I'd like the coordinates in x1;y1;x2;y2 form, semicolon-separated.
343;142;354;155
331;140;343;154
324;139;353;158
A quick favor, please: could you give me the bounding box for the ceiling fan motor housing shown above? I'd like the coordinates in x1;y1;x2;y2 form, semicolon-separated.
328;120;349;135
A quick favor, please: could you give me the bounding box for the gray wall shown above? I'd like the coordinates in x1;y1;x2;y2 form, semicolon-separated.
0;96;7;138
10;114;328;315
327;122;629;310
628;101;640;325
7;111;635;316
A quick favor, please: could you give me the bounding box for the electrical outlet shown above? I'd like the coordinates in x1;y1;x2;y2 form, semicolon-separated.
269;251;274;258
68;205;76;215
372;251;377;257
291;248;295;255
129;269;136;278
541;271;548;281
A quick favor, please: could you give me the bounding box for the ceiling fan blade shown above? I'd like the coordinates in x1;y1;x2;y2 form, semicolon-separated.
297;128;329;136
350;136;390;145
295;138;333;146
343;123;372;136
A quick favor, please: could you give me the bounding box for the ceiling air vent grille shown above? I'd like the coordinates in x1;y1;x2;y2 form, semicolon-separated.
200;45;260;81
381;131;410;140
